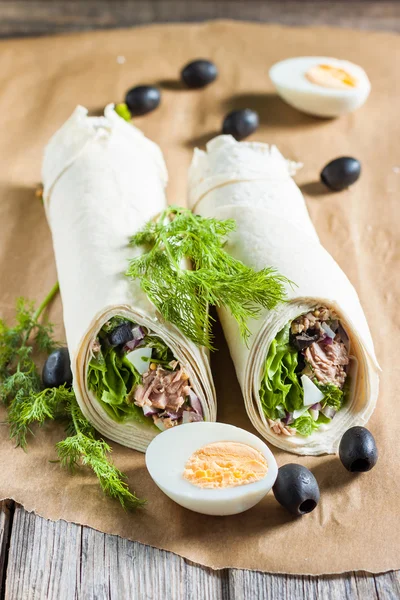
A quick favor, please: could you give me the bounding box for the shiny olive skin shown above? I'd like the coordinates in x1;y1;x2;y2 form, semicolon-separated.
125;85;161;116
339;426;378;472
42;347;73;389
273;464;320;516
222;109;259;141
320;157;361;191
181;59;218;88
108;323;133;347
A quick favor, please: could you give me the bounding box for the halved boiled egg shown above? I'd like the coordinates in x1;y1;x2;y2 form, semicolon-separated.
146;422;278;515
269;57;371;118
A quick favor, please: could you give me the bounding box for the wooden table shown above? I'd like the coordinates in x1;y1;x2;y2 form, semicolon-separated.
1;2;399;598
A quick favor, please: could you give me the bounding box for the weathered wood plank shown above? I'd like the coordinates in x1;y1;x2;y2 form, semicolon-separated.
5;506;81;600
0;1;400;38
228;568;400;599
373;570;400;600
0;500;13;591
5;505;227;600
79;527;227;600
5;506;400;600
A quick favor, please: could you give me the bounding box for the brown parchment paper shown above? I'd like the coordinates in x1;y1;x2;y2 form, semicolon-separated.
0;21;399;575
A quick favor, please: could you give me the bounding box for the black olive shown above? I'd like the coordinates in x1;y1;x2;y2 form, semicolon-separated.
290;332;320;351
222;109;259;141
42;347;73;389
320;157;361;191
181;59;218;88
273;464;320;516
125;85;161;116
108;323;134;347
339;426;378;472
295;352;306;374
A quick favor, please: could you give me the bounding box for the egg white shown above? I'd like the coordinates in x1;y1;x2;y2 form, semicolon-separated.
269;56;371;118
145;422;278;516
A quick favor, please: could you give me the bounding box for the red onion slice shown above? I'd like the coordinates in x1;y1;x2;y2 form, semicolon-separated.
187;389;203;416
321;405;336;419
125;325;146;350
283;412;294;425
161;410;182;421
142;405;159;417
182;410;203;424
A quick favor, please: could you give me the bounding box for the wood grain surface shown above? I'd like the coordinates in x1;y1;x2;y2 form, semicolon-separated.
1;1;399;598
3;503;400;600
0;1;400;38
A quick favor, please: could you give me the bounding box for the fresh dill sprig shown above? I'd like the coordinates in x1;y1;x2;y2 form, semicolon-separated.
57;395;145;509
126;206;290;349
7;384;72;449
0;285;144;509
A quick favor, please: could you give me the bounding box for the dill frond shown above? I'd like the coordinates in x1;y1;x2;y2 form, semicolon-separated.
0;284;144;509
8;384;72;449
57;396;145;509
127;207;290;349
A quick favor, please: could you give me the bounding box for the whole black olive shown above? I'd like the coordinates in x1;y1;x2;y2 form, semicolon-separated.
339;426;378;472
273;464;320;516
181;59;218;88
222;109;259;141
320;157;361;191
108;323;134;347
125;85;161;116
42;347;73;389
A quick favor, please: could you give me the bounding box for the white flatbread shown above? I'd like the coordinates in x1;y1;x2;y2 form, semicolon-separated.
43;105;216;452
189;135;379;455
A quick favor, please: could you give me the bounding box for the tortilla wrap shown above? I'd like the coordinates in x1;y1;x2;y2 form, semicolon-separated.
188;135;379;455
42;105;216;452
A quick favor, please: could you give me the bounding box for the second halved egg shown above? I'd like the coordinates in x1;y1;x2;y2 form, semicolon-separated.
269;56;371;118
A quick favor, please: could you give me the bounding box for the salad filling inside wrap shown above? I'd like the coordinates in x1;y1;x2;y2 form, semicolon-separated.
261;305;352;437
88;317;203;431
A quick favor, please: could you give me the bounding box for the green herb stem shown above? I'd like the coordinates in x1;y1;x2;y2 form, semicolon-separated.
33;281;60;322
21;281;59;347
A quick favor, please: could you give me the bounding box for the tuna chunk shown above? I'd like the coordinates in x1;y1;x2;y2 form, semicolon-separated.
134;365;190;413
304;339;349;387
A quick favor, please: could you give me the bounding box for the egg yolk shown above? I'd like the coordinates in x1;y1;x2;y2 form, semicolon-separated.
182;441;268;489
305;64;358;89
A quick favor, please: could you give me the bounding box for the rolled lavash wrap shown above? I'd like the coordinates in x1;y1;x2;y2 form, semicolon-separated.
42;105;216;452
188;135;379;456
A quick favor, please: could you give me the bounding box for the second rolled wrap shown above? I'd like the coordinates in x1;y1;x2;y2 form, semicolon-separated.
189;135;379;456
43;105;216;452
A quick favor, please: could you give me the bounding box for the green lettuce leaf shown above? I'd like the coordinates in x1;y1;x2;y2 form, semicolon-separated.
260;321;351;437
315;381;344;411
259;324;303;420
316;413;331;425
88;345;147;424
87;317;175;427
292;413;319;437
143;335;174;365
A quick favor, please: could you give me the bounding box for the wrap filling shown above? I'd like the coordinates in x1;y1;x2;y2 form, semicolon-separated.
88;317;203;430
260;306;351;437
